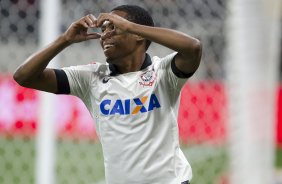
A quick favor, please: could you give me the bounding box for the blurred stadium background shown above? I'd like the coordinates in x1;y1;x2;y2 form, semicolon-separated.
0;0;281;184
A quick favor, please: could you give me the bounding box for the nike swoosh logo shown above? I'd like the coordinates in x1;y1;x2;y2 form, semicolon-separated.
102;77;111;83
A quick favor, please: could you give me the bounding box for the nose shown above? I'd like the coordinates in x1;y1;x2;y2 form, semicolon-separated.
101;31;109;41
100;21;115;41
100;30;114;41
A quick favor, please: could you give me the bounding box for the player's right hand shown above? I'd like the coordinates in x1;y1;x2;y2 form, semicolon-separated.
62;14;101;44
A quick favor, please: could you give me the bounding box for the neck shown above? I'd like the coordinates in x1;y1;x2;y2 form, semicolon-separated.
111;52;146;74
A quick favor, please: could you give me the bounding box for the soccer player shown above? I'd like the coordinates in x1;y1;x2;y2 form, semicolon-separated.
13;4;202;184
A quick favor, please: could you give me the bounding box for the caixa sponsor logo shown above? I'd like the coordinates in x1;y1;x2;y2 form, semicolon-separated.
100;94;161;115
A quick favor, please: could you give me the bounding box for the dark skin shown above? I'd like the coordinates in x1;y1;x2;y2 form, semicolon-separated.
99;11;147;73
13;10;202;93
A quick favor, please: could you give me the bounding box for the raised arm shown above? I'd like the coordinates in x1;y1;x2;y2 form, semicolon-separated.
13;15;101;93
129;25;202;75
96;13;202;75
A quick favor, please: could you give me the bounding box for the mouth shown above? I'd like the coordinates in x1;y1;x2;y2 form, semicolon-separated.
103;42;115;51
104;44;114;50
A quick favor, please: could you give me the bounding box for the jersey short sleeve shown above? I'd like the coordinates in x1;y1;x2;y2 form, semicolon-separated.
157;52;194;92
62;64;99;100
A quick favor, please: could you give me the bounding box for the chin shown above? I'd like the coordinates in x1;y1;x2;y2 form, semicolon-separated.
106;57;113;63
105;54;119;64
103;53;112;63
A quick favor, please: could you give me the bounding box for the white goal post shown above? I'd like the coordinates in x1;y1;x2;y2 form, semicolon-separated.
35;1;61;184
226;0;282;183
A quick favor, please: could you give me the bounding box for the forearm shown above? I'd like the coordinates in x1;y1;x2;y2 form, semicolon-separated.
128;23;200;57
13;35;70;85
127;23;202;74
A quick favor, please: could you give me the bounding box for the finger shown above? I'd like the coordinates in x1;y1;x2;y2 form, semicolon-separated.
77;19;89;29
88;14;98;27
101;29;116;39
77;16;90;28
96;13;111;27
84;15;94;27
85;33;101;40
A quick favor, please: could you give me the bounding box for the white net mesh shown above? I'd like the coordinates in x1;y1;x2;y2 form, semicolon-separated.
0;0;280;184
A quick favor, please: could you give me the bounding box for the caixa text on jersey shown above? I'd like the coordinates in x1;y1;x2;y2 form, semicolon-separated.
100;94;161;115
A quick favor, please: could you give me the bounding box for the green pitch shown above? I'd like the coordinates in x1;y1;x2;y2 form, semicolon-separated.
2;136;281;184
276;148;282;168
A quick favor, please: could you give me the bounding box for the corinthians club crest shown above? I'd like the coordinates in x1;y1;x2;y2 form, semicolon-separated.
139;70;156;87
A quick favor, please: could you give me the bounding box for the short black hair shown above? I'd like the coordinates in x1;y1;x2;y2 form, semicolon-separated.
111;5;154;51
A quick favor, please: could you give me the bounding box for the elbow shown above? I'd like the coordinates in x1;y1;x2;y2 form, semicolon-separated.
191;39;202;66
13;71;23;86
192;39;202;58
181;38;202;71
182;38;202;60
13;68;28;87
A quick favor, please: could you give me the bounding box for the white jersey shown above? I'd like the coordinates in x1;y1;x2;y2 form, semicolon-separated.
63;52;192;184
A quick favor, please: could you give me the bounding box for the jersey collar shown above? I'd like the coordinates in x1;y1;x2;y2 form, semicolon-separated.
109;53;152;76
